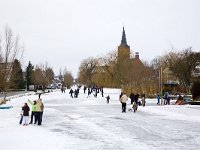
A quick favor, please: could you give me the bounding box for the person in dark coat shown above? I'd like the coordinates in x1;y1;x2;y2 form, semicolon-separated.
130;93;135;104
106;95;110;104
22;103;30;126
87;88;91;98
69;89;74;98
83;86;87;94
101;88;104;97
134;94;139;105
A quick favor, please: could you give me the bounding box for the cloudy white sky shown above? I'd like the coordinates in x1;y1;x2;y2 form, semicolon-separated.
0;0;200;77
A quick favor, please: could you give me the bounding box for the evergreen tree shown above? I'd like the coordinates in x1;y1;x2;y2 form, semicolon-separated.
10;59;25;89
26;61;34;90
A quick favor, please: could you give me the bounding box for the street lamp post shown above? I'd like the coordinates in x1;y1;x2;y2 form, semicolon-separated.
159;67;163;105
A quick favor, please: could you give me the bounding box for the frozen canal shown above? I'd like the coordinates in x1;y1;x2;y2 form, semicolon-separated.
1;88;200;150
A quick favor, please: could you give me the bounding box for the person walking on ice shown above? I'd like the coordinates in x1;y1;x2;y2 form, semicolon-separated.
106;95;110;104
120;93;128;113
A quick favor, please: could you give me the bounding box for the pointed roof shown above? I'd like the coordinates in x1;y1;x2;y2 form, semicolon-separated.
121;27;127;45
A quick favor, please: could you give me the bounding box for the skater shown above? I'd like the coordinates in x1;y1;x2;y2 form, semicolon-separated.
94;88;98;98
167;95;171;105
163;92;169;105
87;88;91;98
156;94;161;105
134;94;139;105
69;89;74;98
106;95;110;104
74;89;77;98
141;93;146;107
21;103;30;126
83;86;87;94
132;101;138;113
28;100;37;124
130;93;135;104
101;88;104;97
120;93;128;113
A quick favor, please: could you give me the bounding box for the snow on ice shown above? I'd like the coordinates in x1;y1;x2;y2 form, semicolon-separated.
0;88;200;150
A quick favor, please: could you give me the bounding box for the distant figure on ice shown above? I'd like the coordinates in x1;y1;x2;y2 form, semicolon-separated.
141;93;146;107
74;88;80;98
130;93;135;104
69;89;74;98
101;88;104;97
61;86;66;93
83;86;87;94
74;89;77;98
106;95;110;104
87;88;91;98
120;93;128;113
134;94;140;106
21;103;30;126
156;94;161;105
163;92;170;105
94;88;98;98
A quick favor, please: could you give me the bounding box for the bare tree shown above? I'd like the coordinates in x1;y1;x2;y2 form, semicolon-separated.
163;48;200;94
96;50;119;87
78;57;98;86
44;62;54;86
33;63;54;89
0;26;24;98
63;68;74;88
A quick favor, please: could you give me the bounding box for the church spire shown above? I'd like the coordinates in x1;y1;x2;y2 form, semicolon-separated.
121;27;127;45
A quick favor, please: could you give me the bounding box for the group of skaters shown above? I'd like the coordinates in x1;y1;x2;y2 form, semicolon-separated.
119;92;146;113
69;87;80;98
20;94;44;126
157;92;190;105
156;92;171;105
86;85;104;98
68;85;104;99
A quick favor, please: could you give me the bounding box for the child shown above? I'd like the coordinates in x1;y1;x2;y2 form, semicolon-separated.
22;103;30;126
157;94;161;105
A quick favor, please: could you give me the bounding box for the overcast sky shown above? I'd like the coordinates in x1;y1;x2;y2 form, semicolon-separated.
0;0;200;77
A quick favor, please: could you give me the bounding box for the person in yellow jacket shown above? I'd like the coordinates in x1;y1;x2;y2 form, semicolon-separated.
28;100;37;124
35;94;44;125
120;93;128;113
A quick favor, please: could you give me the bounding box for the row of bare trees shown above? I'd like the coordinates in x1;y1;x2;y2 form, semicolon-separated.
78;48;200;96
0;26;74;96
77;50;159;95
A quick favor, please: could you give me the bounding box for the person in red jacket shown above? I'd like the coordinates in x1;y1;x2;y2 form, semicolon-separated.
22;103;30;126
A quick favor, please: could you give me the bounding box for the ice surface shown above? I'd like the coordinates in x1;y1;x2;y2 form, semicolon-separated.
0;88;200;150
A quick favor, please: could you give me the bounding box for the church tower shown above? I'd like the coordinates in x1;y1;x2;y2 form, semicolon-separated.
118;27;130;62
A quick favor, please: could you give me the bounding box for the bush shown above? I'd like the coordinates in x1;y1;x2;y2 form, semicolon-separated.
191;81;200;100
